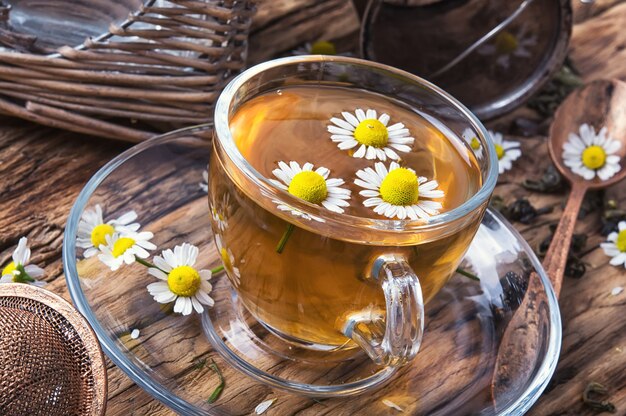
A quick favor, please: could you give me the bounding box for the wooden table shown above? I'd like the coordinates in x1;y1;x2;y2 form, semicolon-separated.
1;1;625;414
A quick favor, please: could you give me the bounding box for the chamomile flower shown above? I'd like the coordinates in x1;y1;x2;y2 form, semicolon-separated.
270;161;351;214
77;204;140;258
462;128;483;159
327;109;414;161
0;237;46;286
98;231;156;271
478;25;537;68
562;123;622;181
600;221;626;268
490;131;521;174
355;162;445;220
200;170;209;193
146;243;214;315
293;40;337;56
211;193;229;232
215;234;240;286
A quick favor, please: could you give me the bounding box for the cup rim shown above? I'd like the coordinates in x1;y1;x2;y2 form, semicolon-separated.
214;55;499;233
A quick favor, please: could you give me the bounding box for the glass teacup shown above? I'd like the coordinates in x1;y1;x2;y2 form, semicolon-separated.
210;56;498;368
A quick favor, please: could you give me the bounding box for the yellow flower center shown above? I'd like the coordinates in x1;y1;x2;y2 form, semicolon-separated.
2;261;16;278
167;265;201;297
354;119;389;148
379;168;419;206
470;137;481;151
112;237;135;258
495;144;505;160
616;230;626;252
310;40;336;55
220;248;233;270
91;223;115;248
288;171;328;204
581;145;606;170
495;31;518;54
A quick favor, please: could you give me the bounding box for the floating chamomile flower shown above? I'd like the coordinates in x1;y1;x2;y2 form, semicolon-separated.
462;128;483;158
147;243;214;315
200;170;209;193
271;161;351;214
600;221;626;268
0;237;46;286
98;231;156;271
327;109;414;161
293;40;337;56
562;123;622;181
478;24;537;69
77;204;140;258
215;234;240;286
490;131;521;174
355;162;445;220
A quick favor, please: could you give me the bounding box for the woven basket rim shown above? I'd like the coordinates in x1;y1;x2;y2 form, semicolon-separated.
0;283;107;416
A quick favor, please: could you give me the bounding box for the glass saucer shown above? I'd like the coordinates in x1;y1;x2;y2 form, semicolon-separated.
64;125;561;415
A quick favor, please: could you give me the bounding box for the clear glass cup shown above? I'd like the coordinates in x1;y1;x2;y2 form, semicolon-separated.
211;56;498;369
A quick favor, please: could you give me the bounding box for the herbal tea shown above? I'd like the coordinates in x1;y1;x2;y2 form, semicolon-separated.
209;85;483;347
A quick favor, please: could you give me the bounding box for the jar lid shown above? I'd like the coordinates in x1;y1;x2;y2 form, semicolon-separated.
360;0;572;119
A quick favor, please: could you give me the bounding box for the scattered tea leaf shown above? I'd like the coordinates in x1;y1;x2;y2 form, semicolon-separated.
528;60;583;118
582;382;617;413
522;165;564;193
207;360;225;404
537;229;588;278
255;398;276;414
491;197;553;224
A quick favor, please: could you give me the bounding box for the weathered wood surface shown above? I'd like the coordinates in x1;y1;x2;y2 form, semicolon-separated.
1;1;626;415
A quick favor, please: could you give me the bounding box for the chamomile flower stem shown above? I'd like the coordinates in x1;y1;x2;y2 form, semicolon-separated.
14;264;36;283
211;265;224;274
456;267;480;281
134;256;166;273
207;359;225;403
276;224;295;254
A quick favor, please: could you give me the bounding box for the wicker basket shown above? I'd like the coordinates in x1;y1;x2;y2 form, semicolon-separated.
0;0;257;142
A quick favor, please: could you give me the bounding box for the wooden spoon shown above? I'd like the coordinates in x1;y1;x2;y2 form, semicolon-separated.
491;79;626;408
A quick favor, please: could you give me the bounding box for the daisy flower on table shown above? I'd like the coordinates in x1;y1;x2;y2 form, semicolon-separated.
215;234;240;286
478;24;537;69
146;243;214;315
200;170;209;193
562;123;621;181
327;109;414;161
354;161;445;220
462;128;483;159
98;231;156;271
271;161;351;215
77;204;139;258
1;237;46;286
490;131;521;174
601;221;626;268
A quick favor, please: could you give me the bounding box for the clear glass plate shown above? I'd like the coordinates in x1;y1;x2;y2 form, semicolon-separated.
63;125;561;415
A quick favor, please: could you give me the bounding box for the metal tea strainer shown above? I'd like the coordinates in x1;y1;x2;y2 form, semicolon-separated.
0;283;107;416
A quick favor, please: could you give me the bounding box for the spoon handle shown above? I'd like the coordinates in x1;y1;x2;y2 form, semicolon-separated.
543;183;587;297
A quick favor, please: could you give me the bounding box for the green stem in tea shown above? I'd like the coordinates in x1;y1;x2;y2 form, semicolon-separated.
134;256;167;274
276;223;295;254
207;359;225;403
456;267;480;281
211;265;224;275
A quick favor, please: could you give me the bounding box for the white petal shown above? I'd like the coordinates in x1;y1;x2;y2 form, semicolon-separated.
148;267;168;280
342;111;360;127
191;297;204;314
173;297;186;314
366;109;377;119
327;125;353;136
24;265;44;278
355;108;366;122
378;113;390;126
196;290;215;307
353;145;367;158
330;117;355;131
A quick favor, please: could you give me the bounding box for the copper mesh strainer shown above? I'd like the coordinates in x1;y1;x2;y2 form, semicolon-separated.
0;283;107;416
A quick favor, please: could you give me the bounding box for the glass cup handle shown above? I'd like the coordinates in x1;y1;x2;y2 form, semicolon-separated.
343;254;424;367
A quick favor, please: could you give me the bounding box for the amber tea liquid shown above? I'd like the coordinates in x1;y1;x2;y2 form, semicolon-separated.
210;86;482;348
